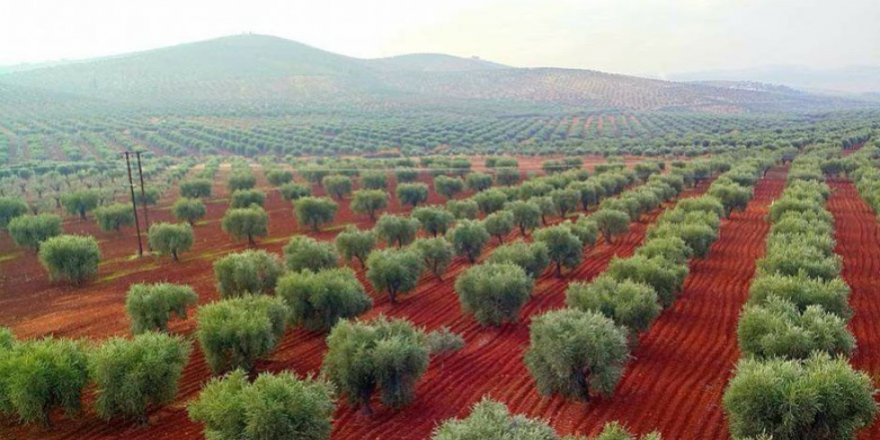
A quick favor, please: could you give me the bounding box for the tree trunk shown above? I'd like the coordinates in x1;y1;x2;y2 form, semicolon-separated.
555;261;563;278
360;401;373;416
172;250;179;262
248;234;256;246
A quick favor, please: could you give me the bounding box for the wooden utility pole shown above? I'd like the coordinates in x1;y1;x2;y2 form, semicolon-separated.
135;151;151;249
124;152;143;257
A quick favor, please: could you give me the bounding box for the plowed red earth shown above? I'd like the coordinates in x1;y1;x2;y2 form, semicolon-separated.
826;179;880;439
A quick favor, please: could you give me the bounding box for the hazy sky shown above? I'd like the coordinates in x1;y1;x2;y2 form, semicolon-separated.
2;0;878;75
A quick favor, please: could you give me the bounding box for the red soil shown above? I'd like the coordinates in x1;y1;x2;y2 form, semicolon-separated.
826;179;880;439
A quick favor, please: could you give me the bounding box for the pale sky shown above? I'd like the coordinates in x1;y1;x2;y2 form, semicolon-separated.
1;0;878;76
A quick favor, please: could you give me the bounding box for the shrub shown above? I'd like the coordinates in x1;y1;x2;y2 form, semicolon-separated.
294;197;337;231
322;175;352;199
361;171;388;190
567;215;599;248
506;200;541;235
473;189;508;215
196;296;287;374
214;250;283;298
89;332;191;422
431;398;559;440
412;237;454;280
188;369;335;440
134;187;161;206
375;213;420;247
447;220;490;263
172;197;207;225
487;240;550;279
455;263;533;326
229;189;266;208
94;203;134;232
61;190;100;219
38;234;100;284
757;241;842;281
606;256;687;307
723;353;877;440
465;172;493;192
322;316;429;413
335;226;376;267
126;283;198;334
351;189;388;220
569;181;601;211
395;168;419;183
495;167;520;186
412;205;455;236
525;308;629;401
425;327;465;355
283;235;338;272
148;222;194;261
636;236;692;265
279;182;311;201
397;182;430;208
0;336;89;426
649;222;717;258
482;210;514;244
748;273;852;318
434;175;465;199
737;297;854;360
566;275;661;335
228;172;256;191
592;209;630;243
300;165;329;186
550;188;580;218
0;197;28;231
534;225;582;277
221;206;269;245
8;214;61;251
708;183;752;217
276;268;372;332
366;248;424;303
180;178;212;198
266;169;293;186
447;199;479;219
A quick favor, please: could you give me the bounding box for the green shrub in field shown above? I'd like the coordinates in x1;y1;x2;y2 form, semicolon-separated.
566;275;661;335
180;178;212;198
94;203;134;232
463;172;492;192
606;256;687;308
455;263;533;326
188;369;335;440
322;175;352;199
361;170;388;190
294;196;337;231
723;353;876;440
708;182;752;217
279;182;311;201
495;167;520;186
351;189;388;220
636;236;692;265
569;180;601;211
148;222;194;261
283;235;338;272
0;196;28;231
505;200;541;235
365;248;423;303
196;296;287;374
229;189;266;208
425;326;465;354
757;240;842;281
737;297;854;359
395;168;419;183
482;210;514;243
447;219;490;263
134;187;161;206
549;188;580;218
487;240;550;279
322;316;428;414
38;234;100;284
61;190;100;220
592;209;630;243
228;172;256;191
675;196;725;219
747;273;852;318
473;188;508;215
411;237;454;280
397;182;430;208
434;175;464;200
525;308;628;401
125;283;199;334
8;214;61;251
172;197;206;225
533;225;582;277
214;250;282;298
221;206;269;245
266;169;293;186
276;268;372;332
335;226;375;267
648;221;717;258
375;213;420;247
0;336;89;426
412;205;455;237
566;215;599;248
446;199;479;220
89;332;191;422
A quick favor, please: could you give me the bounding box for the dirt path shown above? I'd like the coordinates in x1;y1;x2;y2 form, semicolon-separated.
826;179;880;439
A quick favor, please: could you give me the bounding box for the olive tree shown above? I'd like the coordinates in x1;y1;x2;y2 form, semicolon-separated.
361;171;388;190
172;197;207;225
180;179;212;198
533;225;582;277
38;234;100;284
335;226;376;267
411;237;454;280
148;222;194;261
89;332;191;423
221;206;268;245
188;370;335;440
447;220;490;263
283;235;338;272
569;181;601;211
506;200;541;236
228;172;256;191
605;256;687;307
397;182;429;208
592;209;630;243
566;275;661;336
229;189;266;208
482;210;514;243
431;398;559;440
525;308;629;401
196;295;287;374
747;273;851;318
708;183;752;217
366;248;424;303
455;263;533;326
465;172;493;192
487;240;550;279
447;199;480;219
322;175;352;200
276;267;372;332
266;169;293;186
0;196;28;231
723;353;876;440
7;213;61;251
322;316;429;414
213;250;283;298
375;213;420;247
567;216;599;249
529;196;557;225
61;190;100;220
351;189;388;220
279;182;311;201
550;188;580;218
294;196;337;231
125;283;198;334
412;205;455;236
473;188;508;215
395;168;419;183
495;167;520;186
434;175;465;200
94;203;135;232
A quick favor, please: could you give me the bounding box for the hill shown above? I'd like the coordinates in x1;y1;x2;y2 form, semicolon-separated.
0;34;872;114
669;65;880;95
